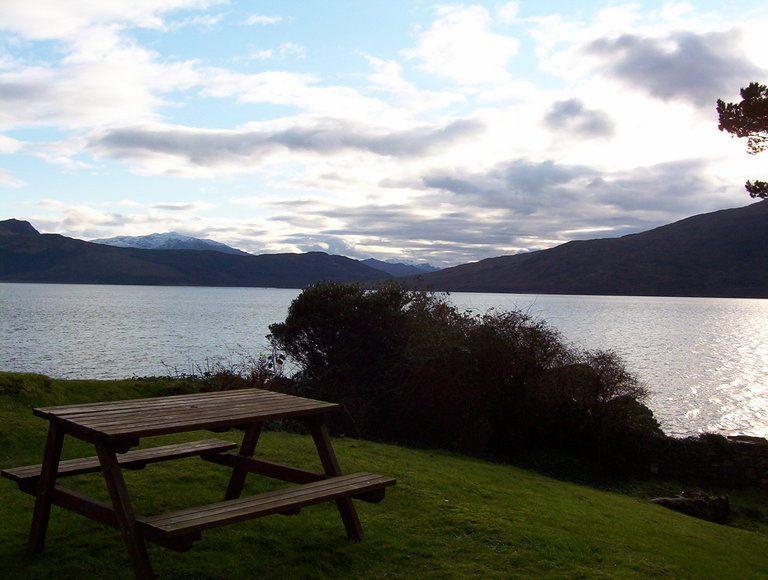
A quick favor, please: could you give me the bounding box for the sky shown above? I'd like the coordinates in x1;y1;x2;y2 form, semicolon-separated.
1;1;767;267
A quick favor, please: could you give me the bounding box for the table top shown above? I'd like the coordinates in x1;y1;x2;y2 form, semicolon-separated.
33;389;338;441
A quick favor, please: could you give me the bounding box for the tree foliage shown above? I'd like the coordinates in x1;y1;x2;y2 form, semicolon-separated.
269;282;663;470
717;82;768;198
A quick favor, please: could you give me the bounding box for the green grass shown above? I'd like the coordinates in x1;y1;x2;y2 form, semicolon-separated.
2;374;768;579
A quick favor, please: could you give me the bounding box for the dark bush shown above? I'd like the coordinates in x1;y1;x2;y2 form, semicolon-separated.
0;372;52;396
656;432;757;486
269;282;412;435
158;353;288;395
269;282;662;470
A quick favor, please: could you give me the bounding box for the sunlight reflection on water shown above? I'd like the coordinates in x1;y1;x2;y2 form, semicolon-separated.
452;292;768;438
1;283;766;438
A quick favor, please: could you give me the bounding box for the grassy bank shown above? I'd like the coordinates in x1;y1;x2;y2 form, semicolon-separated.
2;374;768;579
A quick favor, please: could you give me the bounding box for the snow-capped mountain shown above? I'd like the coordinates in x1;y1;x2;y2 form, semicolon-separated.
361;258;441;276
91;232;251;256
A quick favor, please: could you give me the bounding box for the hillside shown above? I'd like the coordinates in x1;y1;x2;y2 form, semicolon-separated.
0;220;387;287
2;375;768;579
3;201;767;296
408;200;768;298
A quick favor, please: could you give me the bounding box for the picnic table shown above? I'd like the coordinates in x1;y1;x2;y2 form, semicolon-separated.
2;388;395;579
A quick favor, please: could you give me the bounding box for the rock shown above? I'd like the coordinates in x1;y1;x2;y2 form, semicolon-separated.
650;491;729;524
727;435;768;445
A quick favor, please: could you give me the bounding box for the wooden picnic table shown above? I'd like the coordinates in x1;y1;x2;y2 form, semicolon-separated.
2;388;395;579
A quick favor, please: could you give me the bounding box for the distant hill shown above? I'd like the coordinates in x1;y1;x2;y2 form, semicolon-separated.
405;201;768;298
0;220;389;287
362;258;440;277
92;232;251;256
0;219;38;236
5;201;767;296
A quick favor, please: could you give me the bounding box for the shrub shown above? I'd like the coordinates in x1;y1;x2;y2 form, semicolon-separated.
157;352;288;395
269;282;661;470
0;372;52;396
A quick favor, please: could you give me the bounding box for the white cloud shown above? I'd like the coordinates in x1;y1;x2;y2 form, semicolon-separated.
516;3;768;187
0;170;26;188
533;3;767;91
402;4;520;85
250;43;305;60
34;199;129;232
32;152;92;170
149;201;215;211
365;56;466;113
583;30;762;107
31;197;225;241
199;69;394;120
497;2;520;25
169;13;225;30
277;42;305;59
0;0;223;40
85;117;484;177
0;136;27;188
246;14;284;25
250;49;275;60
0;27;200;131
2;1;765;266
659;1;696;22
543;99;614;139
0;135;22;153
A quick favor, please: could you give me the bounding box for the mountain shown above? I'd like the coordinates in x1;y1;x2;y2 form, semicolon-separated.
404;200;768;298
92;232;251;256
0;219;39;236
0;221;389;287
92;235;442;273
4;201;767;296
361;258;440;277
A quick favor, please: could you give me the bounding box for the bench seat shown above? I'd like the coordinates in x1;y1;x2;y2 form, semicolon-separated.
1;439;237;491
139;472;396;538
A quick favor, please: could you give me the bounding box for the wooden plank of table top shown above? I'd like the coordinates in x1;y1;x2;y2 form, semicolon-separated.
56;399;327;431
56;393;330;423
49;389;289;412
61;397;332;429
36;390;330;418
35;389;337;440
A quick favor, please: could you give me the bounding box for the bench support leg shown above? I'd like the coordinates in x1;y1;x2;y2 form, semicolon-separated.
29;422;64;551
309;419;364;541
96;442;155;580
225;422;263;500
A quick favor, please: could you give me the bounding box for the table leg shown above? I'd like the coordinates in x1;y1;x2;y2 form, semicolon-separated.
29;422;64;551
225;421;264;500
95;442;155;580
308;418;364;541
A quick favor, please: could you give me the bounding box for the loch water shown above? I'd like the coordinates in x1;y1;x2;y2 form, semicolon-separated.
1;282;766;438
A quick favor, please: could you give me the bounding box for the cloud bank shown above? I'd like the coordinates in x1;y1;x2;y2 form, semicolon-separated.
1;1;766;266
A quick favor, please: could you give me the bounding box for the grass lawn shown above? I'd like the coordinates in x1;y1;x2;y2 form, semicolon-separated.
2;374;768;579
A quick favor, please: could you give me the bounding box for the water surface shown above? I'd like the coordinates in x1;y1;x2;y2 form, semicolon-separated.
2;283;766;438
